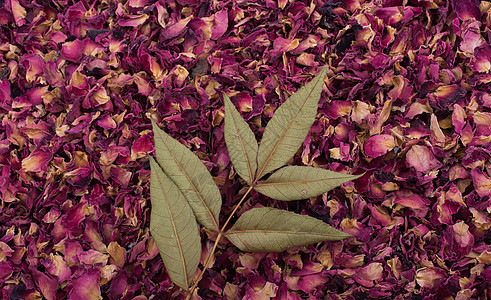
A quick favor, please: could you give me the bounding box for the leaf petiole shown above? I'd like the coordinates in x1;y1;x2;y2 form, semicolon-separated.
186;185;255;299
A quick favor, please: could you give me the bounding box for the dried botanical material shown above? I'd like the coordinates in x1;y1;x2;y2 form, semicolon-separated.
1;0;489;299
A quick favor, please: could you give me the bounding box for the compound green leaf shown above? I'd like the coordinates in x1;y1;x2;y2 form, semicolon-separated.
224;207;351;253
254;166;362;201
256;66;328;180
152;118;221;231
223;93;258;185
149;156;200;291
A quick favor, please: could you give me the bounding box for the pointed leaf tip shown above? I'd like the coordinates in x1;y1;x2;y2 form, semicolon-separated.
149;156;201;290
152;119;222;231
224;207;352;253
223;93;258;185
254;166;363;201
256;66;328;180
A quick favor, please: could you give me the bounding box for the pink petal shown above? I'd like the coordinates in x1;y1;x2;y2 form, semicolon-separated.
406;145;442;172
97;114;117;131
118;14;149;27
297;274;328;293
22;148;52;172
46;254;72;283
471;168;491;197
415;267;445;289
61;39;85;63
211;9;228;40
394;190;429;218
460;21;484;54
10;0;26;26
21;54;45;83
353;263;384;287
161;16;192;40
452;221;474;248
473;112;491;136
68;269;102;300
364;134;396;158
452;104;466;134
351;100;370;124
296;53;316;66
32;268;58;300
472;45;491;73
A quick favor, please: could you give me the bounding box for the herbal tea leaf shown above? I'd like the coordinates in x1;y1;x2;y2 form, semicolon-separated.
152;119;221;231
254;166;362;201
224;207;352;252
256;66;328;180
149;156;201;291
223;93;258;185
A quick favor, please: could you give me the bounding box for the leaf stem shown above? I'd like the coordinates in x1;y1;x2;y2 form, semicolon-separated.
221;185;254;232
186;185;255;299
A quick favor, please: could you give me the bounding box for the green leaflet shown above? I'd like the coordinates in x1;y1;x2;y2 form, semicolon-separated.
223;93;258;185
224;207;352;253
149;156;201;290
254;166;363;201
152;119;221;231
255;66;328;180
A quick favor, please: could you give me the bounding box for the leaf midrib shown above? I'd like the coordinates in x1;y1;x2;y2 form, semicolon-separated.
255;175;356;187
225;229;340;236
230;108;254;183
155;128;219;230
154;167;189;288
256;74;322;180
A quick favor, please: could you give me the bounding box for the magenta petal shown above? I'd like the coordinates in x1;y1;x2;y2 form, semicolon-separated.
97;114;117;130
118;14;149;27
452;104;466;134
131;134;154;156
68;269;101;300
32;268;58;300
211;9;228;40
61;39;85;63
450;0;480;20
0;261;12;282
46;255;72;283
20;54;45;83
161;16;192;40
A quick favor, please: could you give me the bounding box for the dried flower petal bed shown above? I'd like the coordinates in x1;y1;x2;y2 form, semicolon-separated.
0;0;489;299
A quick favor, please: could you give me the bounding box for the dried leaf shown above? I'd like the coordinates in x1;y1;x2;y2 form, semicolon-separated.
256;66;327;180
254;166;362;201
223;93;258;185
152;118;222;231
149;156;200;290
224;207;351;252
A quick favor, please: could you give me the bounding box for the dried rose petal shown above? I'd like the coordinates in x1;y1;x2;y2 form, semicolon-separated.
21;148;52;173
471;168;491;197
415;267;445;289
406;145;442;172
68;269;102;300
364;134;396;158
353;263;384;287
